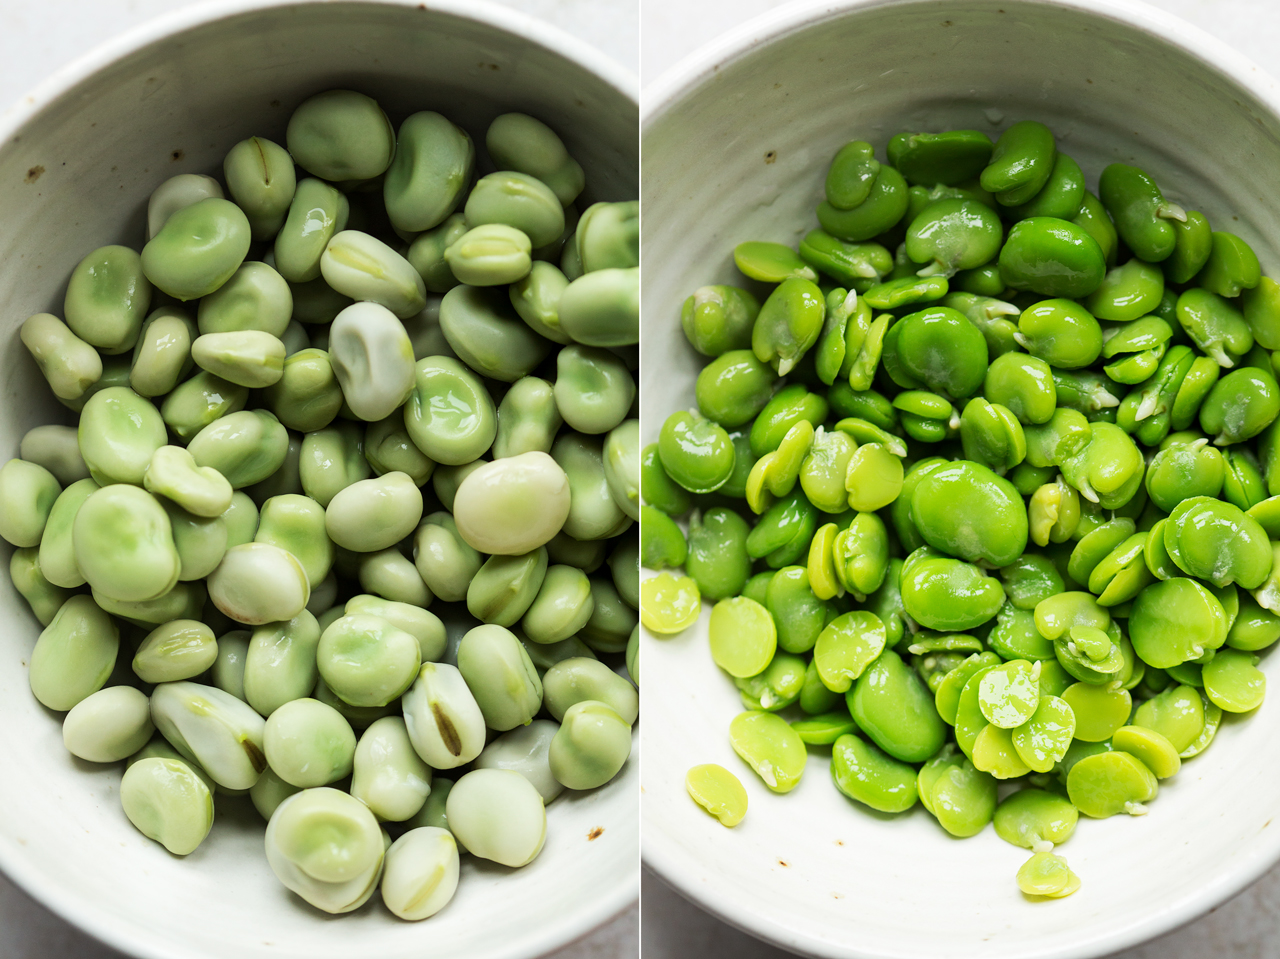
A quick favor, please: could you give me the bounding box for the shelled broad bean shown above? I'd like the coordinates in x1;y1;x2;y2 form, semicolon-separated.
4;89;639;921
644;121;1280;898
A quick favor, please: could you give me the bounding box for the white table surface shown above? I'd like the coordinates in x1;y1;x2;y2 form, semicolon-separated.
0;2;637;958
639;0;1280;956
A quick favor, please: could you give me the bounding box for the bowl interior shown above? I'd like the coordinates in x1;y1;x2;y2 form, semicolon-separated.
641;2;1280;957
0;3;637;959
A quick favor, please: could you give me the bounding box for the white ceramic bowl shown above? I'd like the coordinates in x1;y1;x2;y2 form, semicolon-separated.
641;1;1280;956
0;2;637;958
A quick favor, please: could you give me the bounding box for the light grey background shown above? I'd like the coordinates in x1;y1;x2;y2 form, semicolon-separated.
0;1;637;958
640;0;1280;957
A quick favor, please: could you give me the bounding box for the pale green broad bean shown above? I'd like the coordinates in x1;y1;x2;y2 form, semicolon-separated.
207;542;310;625
549;700;631;789
380;827;459;921
0;458;60;548
325;472;423;552
451;452;571;555
486;113;585;207
62;685;154;763
150;680;266;790
456;624;543;730
317;614;422;708
475;720;563;803
21;313;102;400
413;512;482;603
263;697;357;788
351;716;432;821
320;231;427;320
541;656;639;725
493;377;562;458
20;425;89;486
121;757;214;856
63;245;151;353
383;111;474;234
244;612;322;716
223;136;297;240
264;786;384;914
445;768;546;867
402;662;487;769
133;620;217;683
148;173;224;239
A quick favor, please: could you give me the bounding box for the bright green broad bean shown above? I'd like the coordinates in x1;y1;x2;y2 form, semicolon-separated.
1011;695;1075;773
816;165;909;242
1164;496;1271;589
684;508;751;601
1067;750;1158;818
1199;366;1280;446
911;460;1028;566
1197;231;1261;299
977;660;1039;728
825;140;881;207
1062;681;1131;741
814;611;886;692
1016;298;1103;369
901;550;1005;631
999;218;1105;299
890;306;988;398
830;733;917;813
905;199;1002;278
729;710;806;793
892;130;992;186
1131;577;1228;668
1202;648;1265;712
752;277;825;376
1177;287;1253;367
980;121;1055;204
708;596;776;677
686;764;748;827
681;285;759;356
1111;725;1181;779
995;788;1077;851
1099;163;1183;263
850;648;946;763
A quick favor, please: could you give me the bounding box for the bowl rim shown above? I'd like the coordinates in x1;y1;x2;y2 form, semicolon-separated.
640;0;1280;956
0;1;637;957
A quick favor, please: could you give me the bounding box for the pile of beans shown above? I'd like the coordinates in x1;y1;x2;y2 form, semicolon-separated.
642;121;1277;899
3;89;639;919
